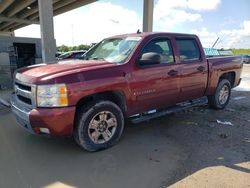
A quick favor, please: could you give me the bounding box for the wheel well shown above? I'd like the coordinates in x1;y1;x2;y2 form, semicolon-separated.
219;72;235;87
75;90;127;114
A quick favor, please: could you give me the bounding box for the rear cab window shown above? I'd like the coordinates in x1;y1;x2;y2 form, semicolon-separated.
176;38;201;62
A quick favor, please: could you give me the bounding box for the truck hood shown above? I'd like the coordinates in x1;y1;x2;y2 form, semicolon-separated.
16;59;118;84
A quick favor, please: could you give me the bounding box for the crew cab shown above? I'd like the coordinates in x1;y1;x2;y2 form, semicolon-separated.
11;32;243;151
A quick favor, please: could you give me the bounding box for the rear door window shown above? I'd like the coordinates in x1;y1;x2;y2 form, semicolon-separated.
176;39;201;62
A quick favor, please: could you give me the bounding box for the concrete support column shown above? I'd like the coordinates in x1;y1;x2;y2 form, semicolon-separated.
143;0;154;32
38;0;56;63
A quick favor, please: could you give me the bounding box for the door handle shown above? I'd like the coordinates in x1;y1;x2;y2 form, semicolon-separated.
168;70;178;76
197;66;205;72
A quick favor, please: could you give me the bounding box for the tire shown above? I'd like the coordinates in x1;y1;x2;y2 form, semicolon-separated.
74;101;124;152
208;79;231;109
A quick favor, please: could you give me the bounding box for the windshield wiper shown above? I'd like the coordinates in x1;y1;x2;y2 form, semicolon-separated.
90;57;105;60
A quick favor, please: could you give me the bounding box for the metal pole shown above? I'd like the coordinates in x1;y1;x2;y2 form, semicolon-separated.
212;37;220;48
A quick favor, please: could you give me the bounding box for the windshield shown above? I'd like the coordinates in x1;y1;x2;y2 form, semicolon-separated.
84;37;142;63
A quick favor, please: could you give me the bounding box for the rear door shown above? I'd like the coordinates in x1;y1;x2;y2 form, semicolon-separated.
175;37;208;102
130;37;180;113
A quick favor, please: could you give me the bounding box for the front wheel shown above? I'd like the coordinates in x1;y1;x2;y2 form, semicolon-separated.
208;79;231;109
74;101;124;152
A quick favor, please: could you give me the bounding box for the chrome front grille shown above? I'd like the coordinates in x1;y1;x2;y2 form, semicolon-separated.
14;80;36;108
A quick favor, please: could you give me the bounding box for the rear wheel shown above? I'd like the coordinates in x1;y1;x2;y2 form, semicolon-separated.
74;101;124;152
208;79;231;109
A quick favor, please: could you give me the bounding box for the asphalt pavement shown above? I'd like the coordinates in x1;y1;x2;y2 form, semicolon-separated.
0;65;249;188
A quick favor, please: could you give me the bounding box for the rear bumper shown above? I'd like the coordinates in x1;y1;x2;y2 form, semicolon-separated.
10;95;76;136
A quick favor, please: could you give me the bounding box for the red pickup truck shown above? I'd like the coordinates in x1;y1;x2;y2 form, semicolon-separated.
11;32;243;151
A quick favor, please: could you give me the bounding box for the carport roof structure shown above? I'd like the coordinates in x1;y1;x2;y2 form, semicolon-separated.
0;0;154;63
0;0;96;32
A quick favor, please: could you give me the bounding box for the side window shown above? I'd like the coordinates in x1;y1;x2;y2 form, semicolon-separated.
176;39;201;62
141;39;174;64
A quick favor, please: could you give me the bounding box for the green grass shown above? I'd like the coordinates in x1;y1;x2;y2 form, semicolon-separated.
232;49;250;55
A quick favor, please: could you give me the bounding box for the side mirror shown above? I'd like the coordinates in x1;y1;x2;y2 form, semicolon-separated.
138;52;161;66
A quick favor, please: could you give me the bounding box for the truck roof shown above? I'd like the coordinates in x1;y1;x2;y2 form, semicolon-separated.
107;32;198;39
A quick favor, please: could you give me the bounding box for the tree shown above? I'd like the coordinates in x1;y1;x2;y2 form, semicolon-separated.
57;44;91;52
57;45;69;52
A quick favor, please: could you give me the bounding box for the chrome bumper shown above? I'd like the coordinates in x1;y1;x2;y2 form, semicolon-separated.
10;95;34;134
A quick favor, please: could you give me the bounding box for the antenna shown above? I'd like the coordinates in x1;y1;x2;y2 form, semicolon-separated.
71;24;74;46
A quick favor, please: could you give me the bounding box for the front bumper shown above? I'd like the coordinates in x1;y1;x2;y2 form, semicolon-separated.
10;95;76;136
10;95;34;134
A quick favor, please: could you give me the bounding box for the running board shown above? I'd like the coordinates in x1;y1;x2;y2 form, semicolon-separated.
130;97;208;124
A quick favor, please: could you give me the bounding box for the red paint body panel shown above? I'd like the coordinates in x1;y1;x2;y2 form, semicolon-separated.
29;107;76;136
205;56;243;95
13;32;243;136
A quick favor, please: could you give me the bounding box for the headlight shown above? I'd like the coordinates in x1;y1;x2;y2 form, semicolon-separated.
37;84;68;107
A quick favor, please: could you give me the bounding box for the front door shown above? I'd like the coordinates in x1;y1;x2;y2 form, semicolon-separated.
130;38;180;114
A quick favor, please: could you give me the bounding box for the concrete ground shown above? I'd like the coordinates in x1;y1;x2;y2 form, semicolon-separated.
0;65;249;188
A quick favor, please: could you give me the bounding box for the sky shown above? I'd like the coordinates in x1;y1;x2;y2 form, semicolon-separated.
15;0;250;49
